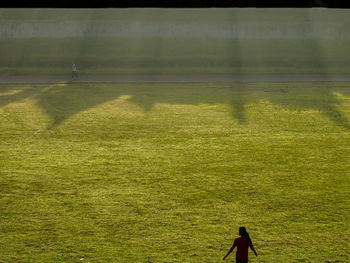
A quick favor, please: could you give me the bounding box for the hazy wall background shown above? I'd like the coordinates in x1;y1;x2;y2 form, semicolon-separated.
0;8;349;75
1;8;349;39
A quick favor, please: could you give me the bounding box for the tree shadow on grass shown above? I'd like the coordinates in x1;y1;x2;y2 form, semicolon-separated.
252;84;350;129
0;85;40;108
36;83;126;128
230;86;251;125
0;82;349;130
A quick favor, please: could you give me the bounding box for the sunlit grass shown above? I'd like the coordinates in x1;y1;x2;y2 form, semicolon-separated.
0;82;349;262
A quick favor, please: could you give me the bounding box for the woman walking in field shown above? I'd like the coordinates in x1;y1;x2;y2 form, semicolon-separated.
223;227;258;263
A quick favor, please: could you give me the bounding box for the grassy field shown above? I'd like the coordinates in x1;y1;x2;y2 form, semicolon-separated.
1;38;350;75
0;82;349;262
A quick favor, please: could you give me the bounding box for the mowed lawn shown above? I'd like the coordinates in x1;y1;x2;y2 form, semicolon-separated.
0;82;349;263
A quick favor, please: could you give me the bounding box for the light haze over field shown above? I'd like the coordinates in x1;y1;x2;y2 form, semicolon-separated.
0;8;350;74
1;8;349;39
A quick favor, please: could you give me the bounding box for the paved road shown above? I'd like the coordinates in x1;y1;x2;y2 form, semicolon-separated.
2;74;350;84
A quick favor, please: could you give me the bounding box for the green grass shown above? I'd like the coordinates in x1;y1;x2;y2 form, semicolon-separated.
1;38;350;75
0;82;349;262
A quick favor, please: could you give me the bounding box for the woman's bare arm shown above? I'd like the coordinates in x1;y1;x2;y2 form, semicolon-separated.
250;243;258;256
223;245;235;260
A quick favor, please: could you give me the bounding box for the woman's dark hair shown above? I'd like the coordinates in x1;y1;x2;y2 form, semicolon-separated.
239;227;251;242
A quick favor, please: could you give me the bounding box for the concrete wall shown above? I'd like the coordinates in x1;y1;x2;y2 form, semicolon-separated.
0;8;349;39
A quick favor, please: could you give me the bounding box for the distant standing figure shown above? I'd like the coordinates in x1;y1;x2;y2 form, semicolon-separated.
72;63;78;78
223;227;257;263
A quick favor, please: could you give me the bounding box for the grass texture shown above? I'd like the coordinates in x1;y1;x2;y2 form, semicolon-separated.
0;82;349;262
